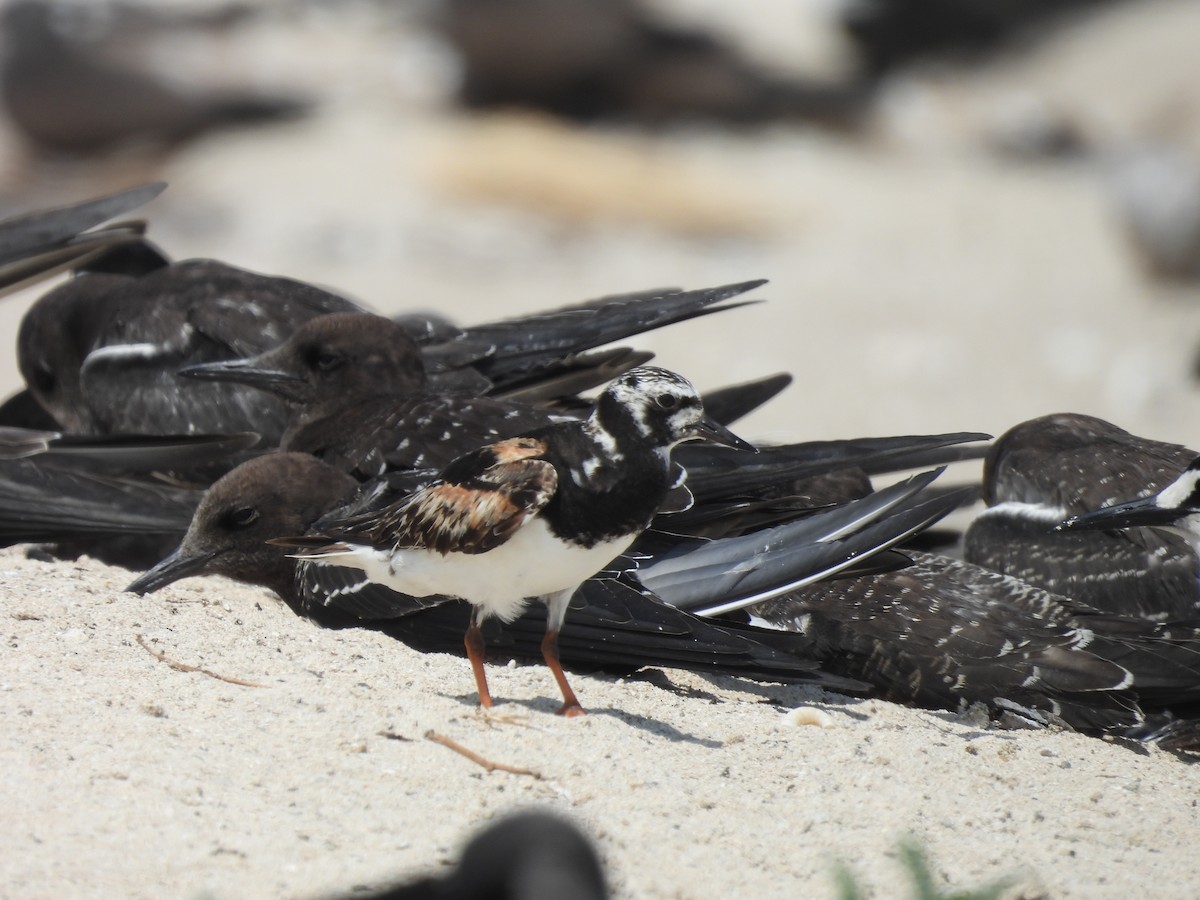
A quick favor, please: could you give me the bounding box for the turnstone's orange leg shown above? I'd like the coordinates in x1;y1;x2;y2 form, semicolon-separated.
464;622;494;708
541;629;584;717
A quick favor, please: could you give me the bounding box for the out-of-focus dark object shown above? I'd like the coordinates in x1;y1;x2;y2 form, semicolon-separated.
983;93;1086;161
437;0;867;126
349;810;608;900
0;0;309;154
0;181;163;296
1108;143;1200;283
840;0;1122;76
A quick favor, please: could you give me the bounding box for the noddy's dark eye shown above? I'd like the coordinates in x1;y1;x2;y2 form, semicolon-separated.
225;507;260;529
314;352;343;372
655;393;680;411
29;364;57;394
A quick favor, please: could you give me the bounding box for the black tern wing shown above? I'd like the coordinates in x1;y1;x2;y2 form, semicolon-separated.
0;182;165;271
676;431;990;503
428;280;765;389
751;551;1144;734
640;469;971;616
0;427;258;472
0;459;198;543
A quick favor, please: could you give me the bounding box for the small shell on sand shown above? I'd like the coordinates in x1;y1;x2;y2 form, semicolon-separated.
781;706;835;729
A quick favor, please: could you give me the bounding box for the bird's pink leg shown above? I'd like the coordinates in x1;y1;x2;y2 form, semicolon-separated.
464;622;494;708
542;628;584;717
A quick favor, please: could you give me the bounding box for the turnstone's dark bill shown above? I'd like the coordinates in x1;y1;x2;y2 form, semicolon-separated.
963;413;1200;620
271;366;753;716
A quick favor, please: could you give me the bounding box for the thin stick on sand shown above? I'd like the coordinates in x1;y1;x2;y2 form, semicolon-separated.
425;729;543;779
135;634;266;688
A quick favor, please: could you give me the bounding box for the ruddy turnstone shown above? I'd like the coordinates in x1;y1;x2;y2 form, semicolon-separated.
269;366;754;715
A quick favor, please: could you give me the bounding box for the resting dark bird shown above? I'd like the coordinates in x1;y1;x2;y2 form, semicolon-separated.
178;310;796;480
16;257;365;437
737;549;1200;738
436;0;866;127
16;272;760;441
272;366;754;716
0;0;308;153
177;309;991;537
128;447;925;693
963;412;1200;620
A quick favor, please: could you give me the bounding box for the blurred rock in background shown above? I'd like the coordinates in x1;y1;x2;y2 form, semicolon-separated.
0;0;1196;450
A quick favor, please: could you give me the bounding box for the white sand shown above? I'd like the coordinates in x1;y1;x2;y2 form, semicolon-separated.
2;1;1200;897
4;548;1199;899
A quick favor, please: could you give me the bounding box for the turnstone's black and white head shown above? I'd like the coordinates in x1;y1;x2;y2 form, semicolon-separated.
180;313;427;407
588;365;754;457
273;364;752;717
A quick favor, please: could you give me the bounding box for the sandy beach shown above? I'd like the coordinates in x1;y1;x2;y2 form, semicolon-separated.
4;547;1199;899
2;1;1200;896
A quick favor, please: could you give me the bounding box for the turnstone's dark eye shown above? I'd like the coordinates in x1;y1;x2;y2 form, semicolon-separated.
655;393;680;411
225;506;260;529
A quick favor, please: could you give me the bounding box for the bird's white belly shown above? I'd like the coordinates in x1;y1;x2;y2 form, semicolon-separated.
337;518;633;623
